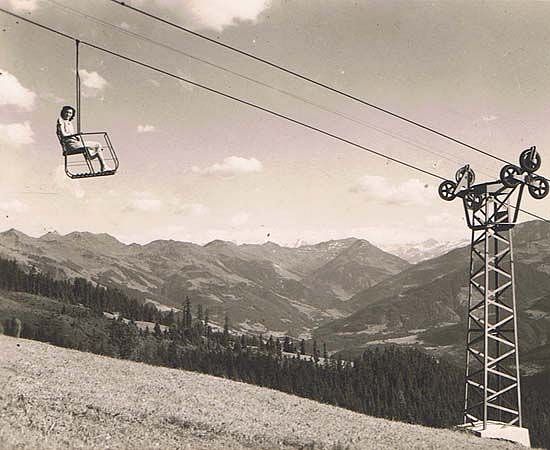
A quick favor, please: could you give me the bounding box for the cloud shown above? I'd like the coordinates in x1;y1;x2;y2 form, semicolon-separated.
192;156;263;177
0;122;34;145
350;175;433;206
0;199;28;213
129;192;163;212
137;124;156;133
41;92;65;104
426;212;460;226
147;0;271;31
173;202;209;216
78;70;108;97
0;70;36;111
7;0;39;12
189;0;271;31
230;212;250;227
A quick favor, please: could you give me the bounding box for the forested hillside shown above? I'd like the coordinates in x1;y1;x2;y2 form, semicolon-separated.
0;256;548;448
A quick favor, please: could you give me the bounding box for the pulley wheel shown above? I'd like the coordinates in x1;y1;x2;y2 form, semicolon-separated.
500;164;522;188
528;175;550;200
519;147;541;173
455;166;475;185
464;192;483;210
438;180;457;201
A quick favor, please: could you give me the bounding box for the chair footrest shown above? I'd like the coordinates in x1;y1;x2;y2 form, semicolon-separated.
68;170;117;179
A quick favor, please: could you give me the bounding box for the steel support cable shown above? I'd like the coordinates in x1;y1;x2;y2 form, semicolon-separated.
75;39;81;133
0;7;445;181
46;0;470;169
2;7;549;223
109;0;515;167
111;0;550;188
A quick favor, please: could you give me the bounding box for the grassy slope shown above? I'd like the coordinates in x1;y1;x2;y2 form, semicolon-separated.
0;336;522;450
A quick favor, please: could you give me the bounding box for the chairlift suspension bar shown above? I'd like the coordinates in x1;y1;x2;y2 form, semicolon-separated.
75;39;81;134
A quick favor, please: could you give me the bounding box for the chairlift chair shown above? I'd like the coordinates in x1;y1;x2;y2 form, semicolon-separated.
60;132;119;179
60;40;119;179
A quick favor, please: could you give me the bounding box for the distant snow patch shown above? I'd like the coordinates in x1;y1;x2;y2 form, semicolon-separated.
144;299;181;313
238;320;268;334
363;334;421;346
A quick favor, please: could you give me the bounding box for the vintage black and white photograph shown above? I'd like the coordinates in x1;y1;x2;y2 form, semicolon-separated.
1;0;549;448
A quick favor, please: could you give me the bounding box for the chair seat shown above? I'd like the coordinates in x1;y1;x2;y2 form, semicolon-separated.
63;147;88;157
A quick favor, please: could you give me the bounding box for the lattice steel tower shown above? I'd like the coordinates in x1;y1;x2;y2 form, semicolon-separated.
438;147;549;447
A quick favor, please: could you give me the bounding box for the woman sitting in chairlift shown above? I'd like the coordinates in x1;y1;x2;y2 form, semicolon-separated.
56;106;107;172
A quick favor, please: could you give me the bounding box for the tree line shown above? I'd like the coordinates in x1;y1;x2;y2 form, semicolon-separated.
0;258;166;323
0;256;548;447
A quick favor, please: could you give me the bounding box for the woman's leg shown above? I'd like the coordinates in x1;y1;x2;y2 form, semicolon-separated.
86;142;106;171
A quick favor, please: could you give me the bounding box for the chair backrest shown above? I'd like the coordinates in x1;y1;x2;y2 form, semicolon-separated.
56;124;69;153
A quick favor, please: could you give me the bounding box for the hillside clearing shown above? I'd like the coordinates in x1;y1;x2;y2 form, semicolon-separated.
0;336;520;450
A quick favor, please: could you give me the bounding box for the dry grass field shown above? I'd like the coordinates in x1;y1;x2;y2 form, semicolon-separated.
0;335;522;449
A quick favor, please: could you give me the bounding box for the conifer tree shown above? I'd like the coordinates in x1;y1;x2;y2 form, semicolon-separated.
283;336;291;352
240;334;247;349
154;322;162;338
166;309;176;326
276;338;282;358
196;304;203;322
233;338;242;353
184;296;192;329
223;314;230;346
204;308;210;337
267;335;275;354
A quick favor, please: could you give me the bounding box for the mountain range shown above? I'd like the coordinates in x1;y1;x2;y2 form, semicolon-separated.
2;222;549;372
0;229;408;338
314;220;550;372
381;238;469;264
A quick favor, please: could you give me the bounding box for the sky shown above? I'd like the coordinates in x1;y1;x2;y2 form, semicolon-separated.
2;0;550;247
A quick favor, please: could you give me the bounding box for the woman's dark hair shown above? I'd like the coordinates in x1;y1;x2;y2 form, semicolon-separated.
60;106;76;120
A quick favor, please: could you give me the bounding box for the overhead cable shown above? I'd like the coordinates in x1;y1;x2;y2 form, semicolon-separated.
109;0;513;166
2;7;548;223
0;7;445;182
46;0;470;168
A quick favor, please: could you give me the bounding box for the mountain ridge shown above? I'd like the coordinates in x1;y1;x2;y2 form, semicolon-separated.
0;228;409;338
315;220;550;373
